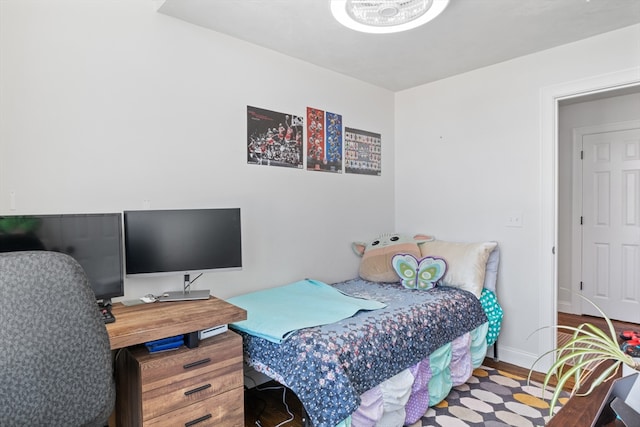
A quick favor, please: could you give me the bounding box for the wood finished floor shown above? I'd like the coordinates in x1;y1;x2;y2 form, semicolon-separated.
244;313;640;427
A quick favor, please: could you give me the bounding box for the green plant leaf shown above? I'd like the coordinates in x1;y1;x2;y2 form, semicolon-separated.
0;216;40;234
529;295;638;417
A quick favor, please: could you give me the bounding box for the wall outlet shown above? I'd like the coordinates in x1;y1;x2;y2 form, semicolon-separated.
505;211;523;227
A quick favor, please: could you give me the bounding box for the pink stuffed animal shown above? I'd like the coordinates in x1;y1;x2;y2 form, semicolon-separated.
352;233;435;282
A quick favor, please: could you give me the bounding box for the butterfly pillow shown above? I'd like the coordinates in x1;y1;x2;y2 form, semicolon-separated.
391;254;447;290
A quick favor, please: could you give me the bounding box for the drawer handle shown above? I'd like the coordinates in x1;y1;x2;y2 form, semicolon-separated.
184;383;211;396
185;414;212;426
183;358;211;369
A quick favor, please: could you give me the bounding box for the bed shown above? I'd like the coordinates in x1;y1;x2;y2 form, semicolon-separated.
228;241;503;427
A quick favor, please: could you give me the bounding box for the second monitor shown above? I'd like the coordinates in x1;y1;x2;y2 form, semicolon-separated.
123;208;242;301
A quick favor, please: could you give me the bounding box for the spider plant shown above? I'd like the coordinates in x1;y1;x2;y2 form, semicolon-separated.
529;296;640;416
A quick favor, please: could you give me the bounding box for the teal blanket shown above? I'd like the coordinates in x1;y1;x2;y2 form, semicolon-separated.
227;279;387;344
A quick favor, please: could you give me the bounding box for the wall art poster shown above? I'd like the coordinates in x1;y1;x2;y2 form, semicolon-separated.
247;105;303;169
345;127;381;176
306;107;343;173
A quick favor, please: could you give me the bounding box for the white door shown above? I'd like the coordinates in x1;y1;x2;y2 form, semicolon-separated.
581;126;640;322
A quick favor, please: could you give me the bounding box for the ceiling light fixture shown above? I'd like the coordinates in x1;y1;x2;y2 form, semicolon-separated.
330;0;449;34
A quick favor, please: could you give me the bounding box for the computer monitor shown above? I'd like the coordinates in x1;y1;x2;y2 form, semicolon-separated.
0;213;124;303
589;372;639;427
123;208;242;301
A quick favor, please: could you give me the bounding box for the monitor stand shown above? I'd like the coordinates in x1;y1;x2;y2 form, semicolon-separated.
156;273;210;302
157;289;210;302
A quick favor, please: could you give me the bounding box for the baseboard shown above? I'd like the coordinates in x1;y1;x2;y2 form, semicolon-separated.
243;364;273;388
557;300;574;314
489;344;543;372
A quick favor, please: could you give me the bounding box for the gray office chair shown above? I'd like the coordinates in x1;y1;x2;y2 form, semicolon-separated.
0;251;115;426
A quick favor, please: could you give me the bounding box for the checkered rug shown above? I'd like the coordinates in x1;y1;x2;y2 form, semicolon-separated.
414;365;569;427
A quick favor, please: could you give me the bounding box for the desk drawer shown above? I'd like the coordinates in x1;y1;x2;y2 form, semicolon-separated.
133;332;242;392
142;356;242;419
144;386;244;427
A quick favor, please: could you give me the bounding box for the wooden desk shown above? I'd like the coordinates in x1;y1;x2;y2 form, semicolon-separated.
106;297;247;426
106;296;246;349
547;361;624;427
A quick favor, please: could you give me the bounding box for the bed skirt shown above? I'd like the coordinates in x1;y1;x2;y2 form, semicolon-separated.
343;321;489;427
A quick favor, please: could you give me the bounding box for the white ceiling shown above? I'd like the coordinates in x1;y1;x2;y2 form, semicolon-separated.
158;0;640;92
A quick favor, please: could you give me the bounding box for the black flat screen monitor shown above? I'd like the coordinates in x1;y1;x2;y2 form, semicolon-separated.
123;208;242;276
0;213;124;302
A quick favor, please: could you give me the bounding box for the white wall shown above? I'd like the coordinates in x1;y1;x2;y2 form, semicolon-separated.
394;24;640;368
0;0;395;300
2;0;639;370
557;92;640;314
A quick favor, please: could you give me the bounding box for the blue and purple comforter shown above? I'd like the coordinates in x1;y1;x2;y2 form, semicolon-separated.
232;278;493;427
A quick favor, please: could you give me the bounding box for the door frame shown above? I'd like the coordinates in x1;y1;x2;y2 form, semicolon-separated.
539;67;640;372
571;120;640;315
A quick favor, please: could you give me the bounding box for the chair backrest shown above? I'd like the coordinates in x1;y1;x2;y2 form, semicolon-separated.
0;251;115;426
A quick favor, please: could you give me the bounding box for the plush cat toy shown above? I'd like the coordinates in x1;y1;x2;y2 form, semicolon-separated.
352;233;435;282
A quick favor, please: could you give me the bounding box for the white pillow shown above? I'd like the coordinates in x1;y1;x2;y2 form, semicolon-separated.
419;240;498;298
483;245;500;293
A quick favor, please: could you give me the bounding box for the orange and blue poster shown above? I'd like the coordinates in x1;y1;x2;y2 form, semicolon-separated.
306;107;343;173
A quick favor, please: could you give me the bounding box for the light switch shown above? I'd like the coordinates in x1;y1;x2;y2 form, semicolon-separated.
505;211;523;227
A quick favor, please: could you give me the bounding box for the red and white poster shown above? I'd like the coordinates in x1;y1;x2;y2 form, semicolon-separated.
247;105;303;169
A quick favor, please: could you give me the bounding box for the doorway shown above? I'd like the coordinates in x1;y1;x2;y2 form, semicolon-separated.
537;70;640;372
557;89;640;322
